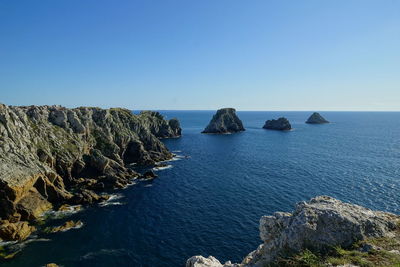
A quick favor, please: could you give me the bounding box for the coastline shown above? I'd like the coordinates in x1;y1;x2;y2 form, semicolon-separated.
0;104;182;259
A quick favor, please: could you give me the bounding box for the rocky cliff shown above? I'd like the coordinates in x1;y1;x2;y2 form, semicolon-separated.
263;117;291;131
202;108;245;134
0;104;181;242
187;196;400;267
306;112;329;124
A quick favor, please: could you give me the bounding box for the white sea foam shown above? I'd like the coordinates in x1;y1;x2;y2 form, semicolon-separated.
0;240;17;247
153;165;173;171
99;201;124;207
82;249;128;260
43;205;83;219
64;221;83;231
122;181;137;189
99;193;125;207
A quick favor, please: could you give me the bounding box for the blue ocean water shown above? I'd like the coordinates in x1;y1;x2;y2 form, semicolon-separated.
2;111;400;267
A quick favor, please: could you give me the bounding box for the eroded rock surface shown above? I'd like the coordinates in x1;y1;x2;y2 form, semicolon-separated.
0;104;181;241
187;196;400;267
202;108;245;134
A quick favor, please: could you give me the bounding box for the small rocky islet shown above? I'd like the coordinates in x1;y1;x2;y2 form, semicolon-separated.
306;112;329;124
0;104;181;246
263;117;292;131
202;108;245;134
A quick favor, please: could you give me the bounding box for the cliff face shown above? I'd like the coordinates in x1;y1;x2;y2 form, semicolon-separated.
187;196;400;267
202;108;245;134
0;104;181;241
263;117;291;131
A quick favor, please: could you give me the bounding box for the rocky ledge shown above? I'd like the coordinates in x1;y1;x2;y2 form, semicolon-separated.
187;196;400;267
202;108;245;134
0;104;181;242
263;117;291;131
306;112;329;124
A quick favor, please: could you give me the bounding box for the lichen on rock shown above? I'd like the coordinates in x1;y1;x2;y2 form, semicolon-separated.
187;196;400;267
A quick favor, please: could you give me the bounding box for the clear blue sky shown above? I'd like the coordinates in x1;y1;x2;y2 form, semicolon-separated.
0;0;399;111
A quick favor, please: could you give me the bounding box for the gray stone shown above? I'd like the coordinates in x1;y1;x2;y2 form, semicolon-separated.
187;196;400;266
202;108;245;134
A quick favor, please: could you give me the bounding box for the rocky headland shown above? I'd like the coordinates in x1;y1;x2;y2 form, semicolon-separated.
306;112;329;124
202;108;245;134
0;104;181;243
263;117;292;131
186;196;400;267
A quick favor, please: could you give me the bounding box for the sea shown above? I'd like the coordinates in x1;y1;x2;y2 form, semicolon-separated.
1;111;399;267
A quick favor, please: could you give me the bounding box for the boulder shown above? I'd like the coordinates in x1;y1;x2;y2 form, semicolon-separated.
262;117;291;131
187;196;400;266
202;108;245;134
306;112;329;124
186;256;230;267
255;196;398;264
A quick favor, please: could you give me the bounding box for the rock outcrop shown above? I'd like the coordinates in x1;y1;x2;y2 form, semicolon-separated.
202;108;245;134
0;104;181;242
47;220;83;233
186;196;400;267
140;170;158;180
306;112;329;124
262;117;291;131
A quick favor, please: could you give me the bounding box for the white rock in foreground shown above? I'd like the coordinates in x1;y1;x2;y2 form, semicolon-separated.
186;196;399;267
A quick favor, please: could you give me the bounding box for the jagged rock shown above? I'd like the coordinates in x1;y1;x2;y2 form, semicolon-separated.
202;108;245;134
139;111;182;138
47;220;83;233
187;196;400;266
262;117;291;131
0;104;181;241
0;220;35;241
306;112;329;124
141;170;158;180
255;196;398;264
71;189;109;205
57;204;82;212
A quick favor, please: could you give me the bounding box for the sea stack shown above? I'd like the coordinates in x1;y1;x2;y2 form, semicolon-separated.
263;117;291;131
202;108;245;134
306;112;329;124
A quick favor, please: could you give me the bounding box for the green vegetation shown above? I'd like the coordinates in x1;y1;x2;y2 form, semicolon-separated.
267;230;400;267
110;108;135;122
270;249;324;267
